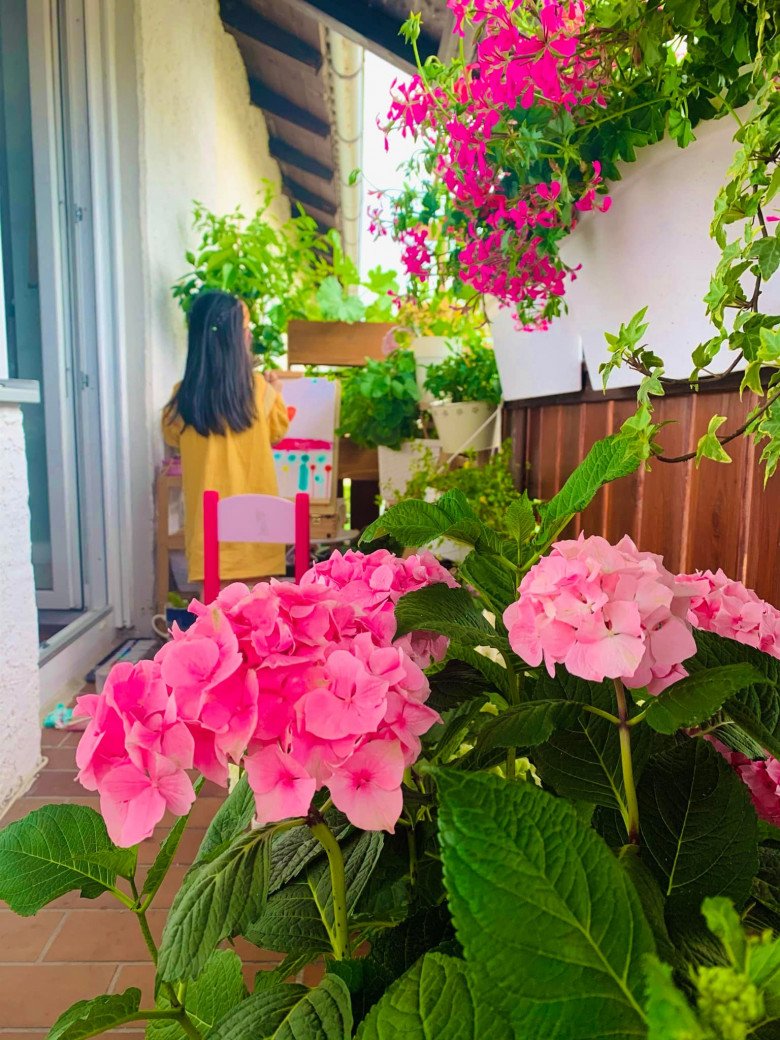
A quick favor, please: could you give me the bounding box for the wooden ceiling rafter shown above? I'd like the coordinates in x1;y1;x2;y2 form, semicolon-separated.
221;2;454;236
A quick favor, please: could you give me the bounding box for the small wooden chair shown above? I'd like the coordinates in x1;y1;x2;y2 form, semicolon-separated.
202;490;310;603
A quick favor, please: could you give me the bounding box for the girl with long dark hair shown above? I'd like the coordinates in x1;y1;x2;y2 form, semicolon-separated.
162;290;289;583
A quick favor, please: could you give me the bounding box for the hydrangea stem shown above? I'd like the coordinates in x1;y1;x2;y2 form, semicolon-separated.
309;818;349;960
613;679;641;845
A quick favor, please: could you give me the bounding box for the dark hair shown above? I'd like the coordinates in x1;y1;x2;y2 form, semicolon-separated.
165;291;257;436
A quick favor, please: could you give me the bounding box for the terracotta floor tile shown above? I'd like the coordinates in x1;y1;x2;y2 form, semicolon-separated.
0;911;64;962
109;963;157;1005
45;910;166;962
59;732;88;748
302;962;325;987
230;937;283;965
40;730;67;749
41;747;80;770
48;887;119;912
0;1031;48;1038
143;864;188;910
27;771;83;798
186;798;227;828
136;827;207;865
0;964;117;1027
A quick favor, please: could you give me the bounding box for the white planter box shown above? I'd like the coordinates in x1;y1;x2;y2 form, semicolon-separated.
564;116;780;388
489;297;583;401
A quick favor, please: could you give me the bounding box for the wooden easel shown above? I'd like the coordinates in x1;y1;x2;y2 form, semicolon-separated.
155;465;184;614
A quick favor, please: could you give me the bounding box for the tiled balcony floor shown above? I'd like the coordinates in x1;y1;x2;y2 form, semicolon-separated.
0;726;319;1038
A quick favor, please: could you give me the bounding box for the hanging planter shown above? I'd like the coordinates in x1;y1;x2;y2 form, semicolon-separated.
377;439;442;504
427;401;497;455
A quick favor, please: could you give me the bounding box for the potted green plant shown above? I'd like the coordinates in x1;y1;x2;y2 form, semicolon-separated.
423;340;502;454
173;184;398;360
337;348;440;502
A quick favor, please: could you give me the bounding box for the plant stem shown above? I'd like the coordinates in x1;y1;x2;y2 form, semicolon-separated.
613;679;641;845
176;1011;203;1040
308;819;349;960
130;877;159;965
582;703;621;726
506;748;517;780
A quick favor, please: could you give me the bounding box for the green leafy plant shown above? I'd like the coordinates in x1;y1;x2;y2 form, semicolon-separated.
172;183;398;358
423;341;502;406
4;428;780;1039
337;349;423;450
396;441;521;536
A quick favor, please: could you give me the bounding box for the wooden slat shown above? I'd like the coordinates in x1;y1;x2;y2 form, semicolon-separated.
685;392;749;579
637;395;692;572
557;405;584;537
220;0;323;70
604;400;644;546
287;320;394;367
745;442;780;603
338;438;378;480
578;402;610;536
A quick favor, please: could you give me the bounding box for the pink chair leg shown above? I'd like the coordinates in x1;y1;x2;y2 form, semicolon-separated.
203;489;220;604
294;492;310;583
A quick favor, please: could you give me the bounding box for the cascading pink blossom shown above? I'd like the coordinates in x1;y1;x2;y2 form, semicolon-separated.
75;551;452;846
378;0;612;327
680;568;780;824
503;534;700;693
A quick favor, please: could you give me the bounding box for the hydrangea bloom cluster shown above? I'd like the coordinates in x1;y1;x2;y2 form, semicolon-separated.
377;0;611;327
682;568;780;658
75;551;454;847
681;569;780;824
503;534;699;693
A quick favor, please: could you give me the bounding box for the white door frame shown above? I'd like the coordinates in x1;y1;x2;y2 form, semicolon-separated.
25;0;83;609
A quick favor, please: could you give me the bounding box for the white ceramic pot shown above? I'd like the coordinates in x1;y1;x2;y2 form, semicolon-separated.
428;400;497;455
377;439;442;504
409;336;454;404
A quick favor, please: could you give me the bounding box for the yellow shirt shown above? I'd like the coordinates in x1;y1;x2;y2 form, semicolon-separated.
162;374;290;582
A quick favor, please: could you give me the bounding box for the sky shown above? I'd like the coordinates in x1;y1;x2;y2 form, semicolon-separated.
358;51;417;281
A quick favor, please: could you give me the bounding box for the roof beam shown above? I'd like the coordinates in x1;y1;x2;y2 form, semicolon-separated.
249;79;330;138
283;176;338;216
220;0;323;70
281;0;439;74
269;137;334;181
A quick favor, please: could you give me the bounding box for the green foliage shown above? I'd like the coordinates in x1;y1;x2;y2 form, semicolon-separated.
356;953;480;1040
423;342;501;406
436;770;655;1039
172;184;398;358
0;804;133;915
395;442;523;538
4;425;780;1039
638;740;758;915
206;977;352;1040
158;828;277;982
147;950;246;1040
47;990;143;1040
337;350;421;449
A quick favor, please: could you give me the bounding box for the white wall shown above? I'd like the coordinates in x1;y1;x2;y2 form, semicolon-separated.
135;0;289;413
495;114;780;398
125;0;288;630
0;405;43;809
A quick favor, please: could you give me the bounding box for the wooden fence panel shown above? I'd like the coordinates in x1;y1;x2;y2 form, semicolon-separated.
508;386;780;604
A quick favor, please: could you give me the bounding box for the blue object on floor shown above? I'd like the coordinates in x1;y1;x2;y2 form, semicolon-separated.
42;703;75;728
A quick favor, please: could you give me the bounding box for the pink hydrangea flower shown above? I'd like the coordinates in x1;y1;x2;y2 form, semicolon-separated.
503;534;698;693
76;550;446;845
709;739;780;826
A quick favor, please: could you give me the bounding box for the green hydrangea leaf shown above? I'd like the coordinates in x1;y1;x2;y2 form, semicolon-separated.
206;976;352;1040
436;769;655;1039
48;989;142;1040
476;699;583;751
638;740;758;916
0;804;131;915
356;953;486;1040
645;664;770;734
394;585;508;652
147;950;247;1040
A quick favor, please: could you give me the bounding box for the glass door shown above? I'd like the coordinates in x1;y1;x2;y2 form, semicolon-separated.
0;0;101;615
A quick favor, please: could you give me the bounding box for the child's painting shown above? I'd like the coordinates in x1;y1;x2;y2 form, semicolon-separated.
272;377;338;505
